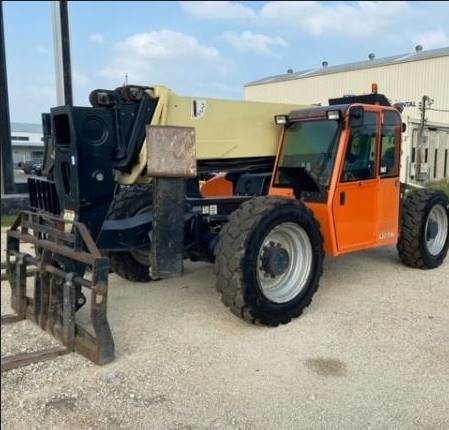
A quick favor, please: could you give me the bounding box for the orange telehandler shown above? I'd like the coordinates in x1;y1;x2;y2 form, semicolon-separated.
5;84;448;366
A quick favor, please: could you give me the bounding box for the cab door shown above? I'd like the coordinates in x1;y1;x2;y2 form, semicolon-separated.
376;110;402;245
332;109;380;252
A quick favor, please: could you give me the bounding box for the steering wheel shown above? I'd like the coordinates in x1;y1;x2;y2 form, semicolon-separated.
344;171;357;181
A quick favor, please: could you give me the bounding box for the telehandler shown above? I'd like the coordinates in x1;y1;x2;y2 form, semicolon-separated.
4;84;448;366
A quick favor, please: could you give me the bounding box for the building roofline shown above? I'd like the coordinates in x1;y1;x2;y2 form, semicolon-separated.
11;122;43;133
245;46;449;88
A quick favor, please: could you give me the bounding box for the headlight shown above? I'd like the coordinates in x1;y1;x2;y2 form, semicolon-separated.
327;110;341;120
274;115;289;125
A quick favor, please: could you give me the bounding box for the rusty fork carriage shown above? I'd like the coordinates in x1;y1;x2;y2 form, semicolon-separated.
1;211;114;372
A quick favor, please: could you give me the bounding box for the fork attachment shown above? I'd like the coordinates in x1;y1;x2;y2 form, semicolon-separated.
5;211;114;365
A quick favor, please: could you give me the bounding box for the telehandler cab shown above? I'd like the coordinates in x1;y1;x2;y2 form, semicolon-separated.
5;84;448;366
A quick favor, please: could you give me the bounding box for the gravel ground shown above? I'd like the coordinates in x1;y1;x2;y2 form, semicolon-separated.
1;229;448;429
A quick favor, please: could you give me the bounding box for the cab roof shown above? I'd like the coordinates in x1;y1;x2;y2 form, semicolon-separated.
288;93;393;121
288;105;350;122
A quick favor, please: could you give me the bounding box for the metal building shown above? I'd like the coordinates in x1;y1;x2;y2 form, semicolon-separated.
245;46;449;183
10;122;44;167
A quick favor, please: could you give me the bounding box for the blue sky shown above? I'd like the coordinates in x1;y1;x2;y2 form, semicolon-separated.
3;1;449;123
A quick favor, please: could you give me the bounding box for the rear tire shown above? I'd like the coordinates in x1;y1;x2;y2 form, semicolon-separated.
397;189;449;269
108;184;154;282
214;196;324;326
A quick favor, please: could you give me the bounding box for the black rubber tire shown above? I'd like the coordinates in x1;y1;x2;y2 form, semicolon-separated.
108;184;153;282
397;189;449;269
214;196;324;326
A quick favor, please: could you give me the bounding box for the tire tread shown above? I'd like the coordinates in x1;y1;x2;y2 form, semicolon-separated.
397;189;449;269
107;184;153;282
214;196;324;326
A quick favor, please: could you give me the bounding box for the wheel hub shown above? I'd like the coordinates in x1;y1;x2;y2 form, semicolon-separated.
425;204;448;256
256;222;313;304
261;243;290;277
426;219;439;240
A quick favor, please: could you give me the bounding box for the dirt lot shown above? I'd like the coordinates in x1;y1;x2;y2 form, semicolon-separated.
1;230;448;429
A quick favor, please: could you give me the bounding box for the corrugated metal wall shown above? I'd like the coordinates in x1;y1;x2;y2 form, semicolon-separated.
407;122;449;181
245;56;449;182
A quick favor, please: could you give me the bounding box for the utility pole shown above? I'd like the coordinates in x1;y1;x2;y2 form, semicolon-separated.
53;0;73;106
415;95;433;182
0;3;15;194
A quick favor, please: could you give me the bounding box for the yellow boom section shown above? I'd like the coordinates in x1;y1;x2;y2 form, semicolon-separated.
118;86;306;184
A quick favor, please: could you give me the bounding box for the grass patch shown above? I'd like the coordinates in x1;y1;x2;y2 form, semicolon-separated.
1;215;17;227
428;180;449;197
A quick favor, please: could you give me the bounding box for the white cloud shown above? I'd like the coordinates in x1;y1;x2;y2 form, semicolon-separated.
98;30;230;89
414;27;449;50
181;1;409;39
223;31;287;56
179;1;449;51
259;1;410;39
90;33;105;44
180;1;255;20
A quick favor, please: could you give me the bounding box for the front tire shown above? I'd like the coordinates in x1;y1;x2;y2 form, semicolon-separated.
214;196;324;326
108;185;154;282
398;189;449;269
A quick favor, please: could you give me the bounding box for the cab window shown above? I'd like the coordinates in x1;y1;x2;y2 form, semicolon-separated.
278;119;340;188
380;111;401;177
341;111;378;182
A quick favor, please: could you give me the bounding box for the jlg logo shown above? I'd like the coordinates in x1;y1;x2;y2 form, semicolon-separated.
191;99;207;119
379;232;395;240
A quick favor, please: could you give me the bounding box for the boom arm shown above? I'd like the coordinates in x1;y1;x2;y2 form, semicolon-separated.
118;86;305;184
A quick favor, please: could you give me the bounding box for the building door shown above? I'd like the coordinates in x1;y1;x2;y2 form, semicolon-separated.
332;110;379;252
